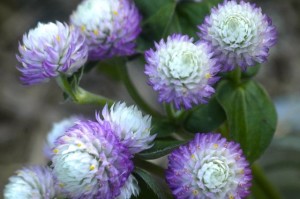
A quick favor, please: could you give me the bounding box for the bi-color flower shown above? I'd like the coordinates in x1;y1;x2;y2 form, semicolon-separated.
198;0;277;71
145;34;220;109
4;166;58;199
97;102;155;154
70;0;141;60
17;21;88;85
166;133;252;199
51;119;134;198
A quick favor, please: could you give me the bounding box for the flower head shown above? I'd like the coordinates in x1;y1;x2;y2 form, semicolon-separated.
97;102;155;154
4;166;58;199
51;120;133;198
145;34;220;109
17;21;88;85
70;0;141;60
198;0;277;71
166;133;252;199
44;116;82;159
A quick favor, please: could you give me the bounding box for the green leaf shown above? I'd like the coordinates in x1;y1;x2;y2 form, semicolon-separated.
151;118;176;138
137;140;186;160
133;168;172;199
175;0;222;37
142;2;176;40
184;97;226;133
134;0;173;19
216;80;277;162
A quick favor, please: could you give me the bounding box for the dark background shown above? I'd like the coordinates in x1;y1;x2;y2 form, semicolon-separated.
0;0;300;198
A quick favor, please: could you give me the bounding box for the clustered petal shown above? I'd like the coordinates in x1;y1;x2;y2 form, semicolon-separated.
117;174;140;199
145;34;220;109
70;0;141;60
97;102;155;154
4;166;58;199
17;21;88;85
198;0;277;71
166;133;252;199
44;116;82;159
51;120;133;198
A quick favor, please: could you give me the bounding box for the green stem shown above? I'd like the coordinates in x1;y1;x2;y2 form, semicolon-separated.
230;67;241;85
164;103;175;120
117;64;162;118
252;164;282;199
56;75;114;106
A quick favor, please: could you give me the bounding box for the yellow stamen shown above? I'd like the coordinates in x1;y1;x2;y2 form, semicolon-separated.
113;11;118;15
193;190;199;195
77;143;82;147
205;73;211;79
229;195;234;199
213;144;218;149
59;183;64;188
53;149;59;154
89;165;95;171
191;154;195;160
93;29;99;35
81;25;86;31
56;35;60;42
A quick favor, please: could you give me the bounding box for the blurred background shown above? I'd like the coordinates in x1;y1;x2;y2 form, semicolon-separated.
0;0;300;198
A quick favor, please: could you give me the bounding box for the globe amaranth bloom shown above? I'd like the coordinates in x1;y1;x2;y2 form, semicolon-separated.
166;133;252;199
51;119;134;199
70;0;141;60
4;166;58;199
44;116;82;159
145;34;220;109
198;0;277;71
97;102;156;154
17;21;88;85
117;174;140;199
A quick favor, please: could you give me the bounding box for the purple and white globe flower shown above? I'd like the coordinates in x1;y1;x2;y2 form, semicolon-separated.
51;119;134;199
44;116;82;159
145;34;220;109
17;21;88;85
70;0;141;60
117;174;140;199
198;0;277;71
166;133;252;199
97;102;156;154
4;166;58;199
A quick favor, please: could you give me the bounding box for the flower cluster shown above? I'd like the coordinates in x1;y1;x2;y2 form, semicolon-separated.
145;0;277;109
166;133;252;199
70;0;141;60
17;0;141;85
9;0;279;198
49;103;152;198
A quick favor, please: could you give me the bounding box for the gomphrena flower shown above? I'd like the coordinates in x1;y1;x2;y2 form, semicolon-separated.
51;119;134;198
145;34;220;109
4;166;58;199
97;102;155;154
70;0;142;60
166;133;252;199
44;116;81;159
117;174;140;199
198;0;277;71
17;21;88;85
